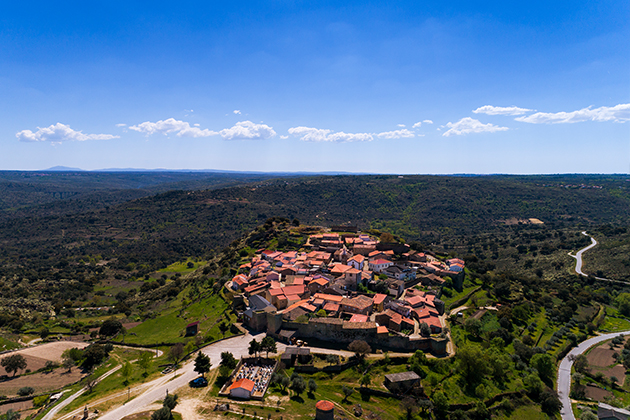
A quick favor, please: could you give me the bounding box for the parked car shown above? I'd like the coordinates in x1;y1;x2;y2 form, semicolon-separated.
189;377;208;388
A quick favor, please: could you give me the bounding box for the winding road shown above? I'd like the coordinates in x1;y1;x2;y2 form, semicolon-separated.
558;233;630;419
569;232;598;276
558;331;630;420
568;232;627;284
43;333;356;419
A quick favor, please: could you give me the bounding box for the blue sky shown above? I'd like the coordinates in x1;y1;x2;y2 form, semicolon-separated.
1;1;628;173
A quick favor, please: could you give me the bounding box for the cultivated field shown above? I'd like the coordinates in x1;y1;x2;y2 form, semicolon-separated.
0;341;89;396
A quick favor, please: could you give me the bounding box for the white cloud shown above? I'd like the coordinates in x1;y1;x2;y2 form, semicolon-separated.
220;121;276;140
288;126;373;142
423;120;433;124
397;124;406;128
473;105;533;116
280;135;289;139
377;129;415;139
129;118;218;138
16;123;120;143
115;123;127;127
412;122;422;128
442;117;509;137
515;103;630;124
233;110;241;115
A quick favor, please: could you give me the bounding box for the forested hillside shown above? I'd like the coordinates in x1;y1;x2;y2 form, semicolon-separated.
0;173;628;309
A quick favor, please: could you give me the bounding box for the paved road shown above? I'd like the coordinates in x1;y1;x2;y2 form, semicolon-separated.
569;231;598;276
558;331;630;420
42;365;122;420
97;333;263;420
569;232;628;285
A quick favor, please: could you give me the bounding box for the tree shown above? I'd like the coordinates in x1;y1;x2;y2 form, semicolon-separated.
616;293;630;316
399;397;417;420
580;410;599;420
164;394;178;410
219;322;229;338
62;355;75;373
523;372;544;399
39;327;50;341
348;340;371;360
17;387;34;396
530;353;555;384
359;373;371;388
308;378;317;395
291;375;306;396
325;354;339;366
194;334;204;349
220;351;238;369
456;344;489;384
138;351;153;377
121;362;133;385
85;371;99;393
151;407;172;420
432;391;449;420
280;376;290;392
248;339;261;357
99;319;122;337
82;343;110;370
540;389;562;415
169;343;184;365
464;317;482;337
194;352;212;377
419;322;431;337
261;336;277;358
573;354;589;373
341;385;354;402
1;354;27;377
1;409;20;420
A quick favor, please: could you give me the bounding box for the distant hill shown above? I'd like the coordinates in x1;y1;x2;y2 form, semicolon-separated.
45;166;85;171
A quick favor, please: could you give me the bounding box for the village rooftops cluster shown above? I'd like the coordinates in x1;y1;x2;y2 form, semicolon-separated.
229;230;465;341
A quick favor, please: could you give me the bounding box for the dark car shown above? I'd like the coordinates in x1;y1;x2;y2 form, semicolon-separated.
189;377;208;388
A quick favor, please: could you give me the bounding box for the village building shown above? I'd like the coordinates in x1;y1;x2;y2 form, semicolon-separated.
384;371;421;394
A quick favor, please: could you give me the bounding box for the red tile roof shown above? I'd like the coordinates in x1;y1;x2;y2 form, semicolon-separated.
373;293;387;305
230;378;255;392
349;314;369;323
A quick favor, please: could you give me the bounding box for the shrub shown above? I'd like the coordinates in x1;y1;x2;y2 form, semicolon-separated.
17;386;34;396
33;394;50;407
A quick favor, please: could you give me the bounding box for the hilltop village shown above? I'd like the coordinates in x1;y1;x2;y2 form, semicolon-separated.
227;230;466;355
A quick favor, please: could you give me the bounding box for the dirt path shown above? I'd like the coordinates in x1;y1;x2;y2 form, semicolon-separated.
174;397;205;420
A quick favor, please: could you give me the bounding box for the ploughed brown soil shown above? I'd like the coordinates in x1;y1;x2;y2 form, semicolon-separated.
586;347;617;367
585;384;612;400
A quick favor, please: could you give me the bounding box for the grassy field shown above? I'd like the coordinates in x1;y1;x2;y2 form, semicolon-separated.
56;346;170;417
126;293;233;345
599;306;630;332
495;404;555;420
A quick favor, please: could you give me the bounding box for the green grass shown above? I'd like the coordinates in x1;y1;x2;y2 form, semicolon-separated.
0;335;21;351
125;293;232;345
58;347;170;416
494;404;553;420
442;283;481;310
157;259;206;275
600;306;630;332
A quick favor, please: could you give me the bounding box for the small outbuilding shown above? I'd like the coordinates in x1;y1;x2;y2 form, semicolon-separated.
598;402;630;420
185;321;200;336
384;371;421;394
229;378;255;399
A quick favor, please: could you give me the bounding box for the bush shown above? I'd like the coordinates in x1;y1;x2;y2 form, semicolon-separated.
17;386;34;396
33;394;50;408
